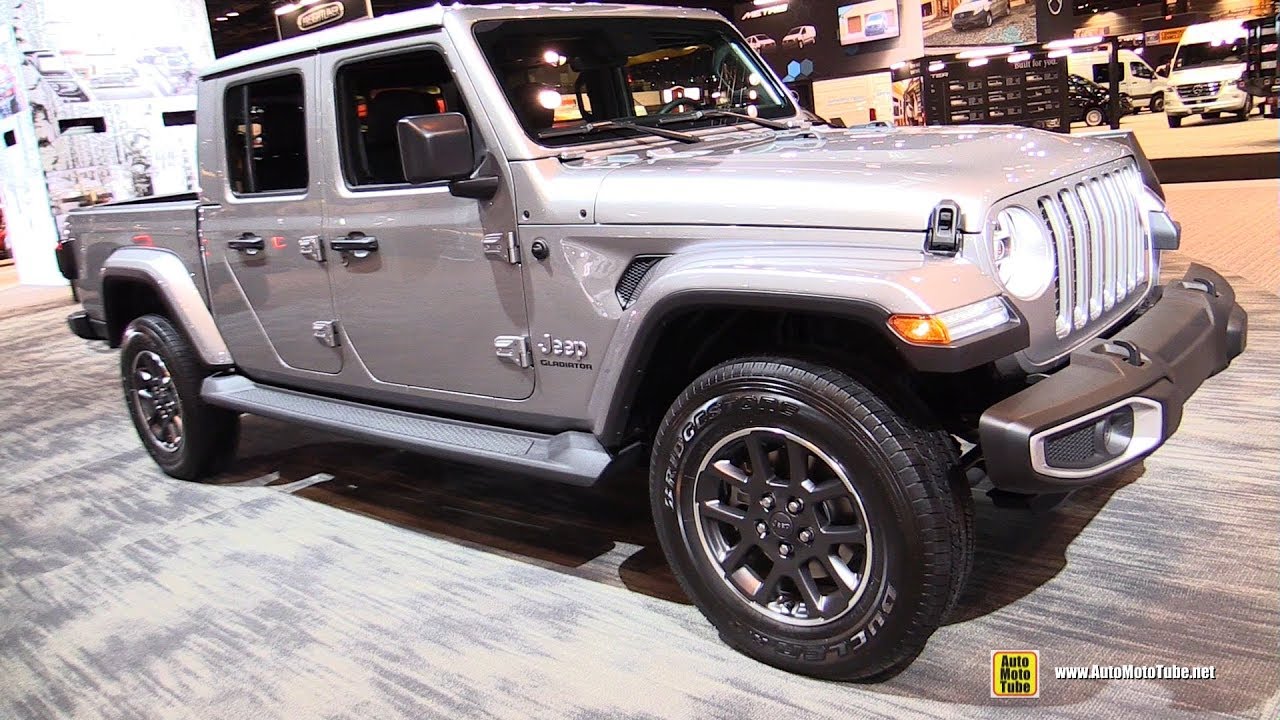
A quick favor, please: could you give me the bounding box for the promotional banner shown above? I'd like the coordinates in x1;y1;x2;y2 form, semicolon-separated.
734;0;921;83
812;71;893;124
924;0;1038;47
277;0;374;40
10;0;211;242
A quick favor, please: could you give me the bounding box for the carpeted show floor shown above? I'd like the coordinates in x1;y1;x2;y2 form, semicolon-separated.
1;254;1277;719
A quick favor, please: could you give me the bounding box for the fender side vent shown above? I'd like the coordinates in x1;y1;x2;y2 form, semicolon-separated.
616;255;667;308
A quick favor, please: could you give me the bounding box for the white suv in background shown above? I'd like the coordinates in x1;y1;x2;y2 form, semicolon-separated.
1164;20;1254;127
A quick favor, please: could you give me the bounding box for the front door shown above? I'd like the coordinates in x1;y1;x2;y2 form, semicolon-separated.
204;60;341;376
318;39;531;399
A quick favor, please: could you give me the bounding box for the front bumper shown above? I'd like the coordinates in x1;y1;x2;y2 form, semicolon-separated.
951;13;985;29
1166;87;1249;116
979;264;1246;493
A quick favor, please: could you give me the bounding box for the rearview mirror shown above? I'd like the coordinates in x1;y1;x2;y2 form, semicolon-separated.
397;112;474;185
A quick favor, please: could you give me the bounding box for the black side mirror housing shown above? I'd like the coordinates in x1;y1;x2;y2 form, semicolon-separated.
397;112;474;185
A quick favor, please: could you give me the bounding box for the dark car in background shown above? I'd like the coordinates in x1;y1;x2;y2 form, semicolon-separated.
1069;73;1133;126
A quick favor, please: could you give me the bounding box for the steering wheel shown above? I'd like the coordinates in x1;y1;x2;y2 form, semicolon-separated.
657;97;709;114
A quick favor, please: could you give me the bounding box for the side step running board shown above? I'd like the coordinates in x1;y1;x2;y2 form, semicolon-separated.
201;375;612;486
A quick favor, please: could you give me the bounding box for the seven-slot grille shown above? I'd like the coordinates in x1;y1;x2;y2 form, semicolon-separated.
1177;82;1221;99
1037;164;1151;339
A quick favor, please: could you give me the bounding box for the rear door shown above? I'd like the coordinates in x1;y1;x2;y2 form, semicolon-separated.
203;58;342;376
316;35;532;399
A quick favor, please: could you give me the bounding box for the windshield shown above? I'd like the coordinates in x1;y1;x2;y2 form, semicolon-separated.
475;17;795;146
1173;38;1245;71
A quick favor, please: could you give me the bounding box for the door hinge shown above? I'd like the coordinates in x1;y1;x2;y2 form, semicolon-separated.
313;320;340;348
483;231;520;264
493;335;532;368
299;235;325;263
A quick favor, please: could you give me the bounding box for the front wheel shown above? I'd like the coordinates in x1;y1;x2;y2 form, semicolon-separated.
121;314;240;480
1085;108;1105;126
984;11;993;27
1235;96;1253;120
1150;94;1165;113
650;358;967;681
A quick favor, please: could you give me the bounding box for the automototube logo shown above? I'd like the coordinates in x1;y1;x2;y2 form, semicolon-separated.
991;650;1039;698
298;2;345;31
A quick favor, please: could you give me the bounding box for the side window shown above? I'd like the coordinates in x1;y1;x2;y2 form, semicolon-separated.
1131;62;1153;79
1091;64;1110;84
224;74;308;195
335;49;469;187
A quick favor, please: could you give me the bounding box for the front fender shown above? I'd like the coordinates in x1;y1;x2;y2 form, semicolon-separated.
589;244;1027;442
102;247;233;367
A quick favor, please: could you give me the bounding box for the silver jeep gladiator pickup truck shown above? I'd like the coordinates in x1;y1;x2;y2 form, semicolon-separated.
59;3;1246;681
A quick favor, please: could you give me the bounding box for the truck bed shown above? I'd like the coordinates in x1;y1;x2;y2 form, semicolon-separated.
67;195;204;323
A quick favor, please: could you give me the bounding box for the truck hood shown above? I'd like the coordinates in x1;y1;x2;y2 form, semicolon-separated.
591;126;1130;232
1168;63;1246;85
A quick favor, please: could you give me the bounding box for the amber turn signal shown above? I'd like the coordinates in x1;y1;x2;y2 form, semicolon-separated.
888;315;951;345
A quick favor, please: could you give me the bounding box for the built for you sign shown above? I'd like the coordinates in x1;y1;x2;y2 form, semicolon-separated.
276;0;372;40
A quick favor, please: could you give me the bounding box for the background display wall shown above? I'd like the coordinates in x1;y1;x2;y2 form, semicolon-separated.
733;0;924;83
7;0;212;285
924;0;1039;47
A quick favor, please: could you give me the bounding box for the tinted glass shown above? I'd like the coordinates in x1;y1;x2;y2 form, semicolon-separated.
224;75;307;194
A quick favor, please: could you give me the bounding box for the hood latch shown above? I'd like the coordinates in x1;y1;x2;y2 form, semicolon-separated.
925;200;963;256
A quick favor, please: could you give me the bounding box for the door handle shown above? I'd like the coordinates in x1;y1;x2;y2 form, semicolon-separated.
228;233;264;253
330;233;378;258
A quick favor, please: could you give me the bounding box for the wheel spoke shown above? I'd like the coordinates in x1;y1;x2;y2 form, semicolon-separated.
805;478;848;502
818;553;859;604
818;524;865;549
699;499;747;528
793;564;826;617
744;432;772;484
705;459;750;490
786;439;810;484
720;537;756;573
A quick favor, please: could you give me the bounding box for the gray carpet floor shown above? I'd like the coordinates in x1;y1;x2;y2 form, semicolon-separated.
1;254;1277;719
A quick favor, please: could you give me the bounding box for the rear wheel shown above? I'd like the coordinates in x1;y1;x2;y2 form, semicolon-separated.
984;10;993;27
121;314;239;480
650;358;964;681
1085;108;1105;126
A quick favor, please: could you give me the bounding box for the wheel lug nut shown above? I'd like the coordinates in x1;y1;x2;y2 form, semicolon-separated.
755;520;768;536
760;495;775;510
778;542;792;557
786;498;803;513
798;528;814;543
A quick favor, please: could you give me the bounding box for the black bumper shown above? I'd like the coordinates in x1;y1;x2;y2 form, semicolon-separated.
979;263;1247;494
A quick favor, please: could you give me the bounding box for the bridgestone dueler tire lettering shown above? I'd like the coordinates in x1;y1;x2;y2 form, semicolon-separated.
649;357;966;681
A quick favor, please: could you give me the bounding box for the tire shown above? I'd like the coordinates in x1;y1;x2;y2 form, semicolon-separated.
1235;96;1253;120
984;11;993;27
650;358;964;681
121;314;239;481
1167;114;1183;128
1085;108;1105;127
1150;94;1164;113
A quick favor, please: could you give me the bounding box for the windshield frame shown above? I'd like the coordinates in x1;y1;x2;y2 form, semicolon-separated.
471;16;798;150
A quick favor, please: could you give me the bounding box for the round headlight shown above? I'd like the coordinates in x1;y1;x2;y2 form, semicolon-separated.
992;206;1054;300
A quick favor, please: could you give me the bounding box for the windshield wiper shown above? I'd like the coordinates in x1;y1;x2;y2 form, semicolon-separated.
537;119;700;144
653;108;791;130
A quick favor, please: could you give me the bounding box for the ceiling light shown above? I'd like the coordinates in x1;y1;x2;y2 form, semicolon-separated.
1047;49;1072;58
226;11;239;17
753;0;786;5
537;89;562;110
1007;51;1031;63
215;16;228;21
275;4;297;15
955;45;1015;59
1045;36;1103;49
928;60;945;71
890;61;906;70
968;58;989;67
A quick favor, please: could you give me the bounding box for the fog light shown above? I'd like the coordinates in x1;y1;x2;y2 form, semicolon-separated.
1101;406;1135;457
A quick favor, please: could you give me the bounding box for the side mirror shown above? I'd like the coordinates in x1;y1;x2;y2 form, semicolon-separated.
1155;64;1168;78
397;112;474;185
